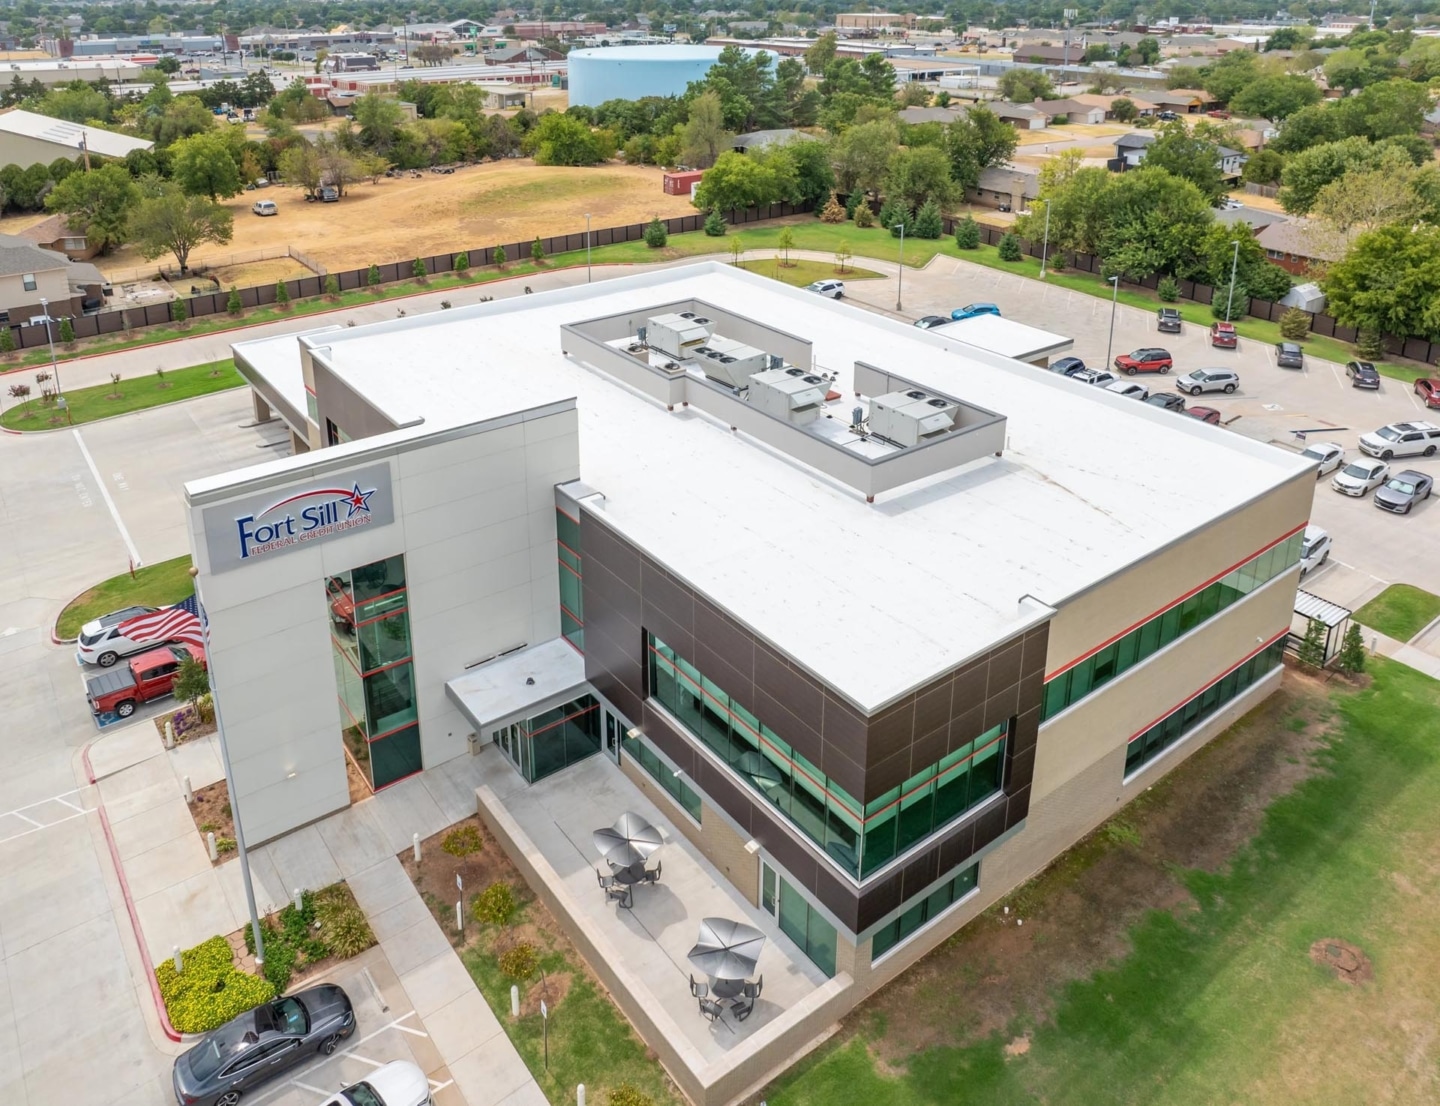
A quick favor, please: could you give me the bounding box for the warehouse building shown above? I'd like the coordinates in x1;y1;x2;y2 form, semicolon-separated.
208;262;1312;1102
0;108;152;169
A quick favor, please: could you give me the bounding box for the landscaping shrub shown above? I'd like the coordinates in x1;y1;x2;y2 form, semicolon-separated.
412;257;426;281
878;196;908;231
1212;283;1246;321
643;217;668;248
240;883;374;990
997;232;1022;262
226;286;242;315
499;942;538;981
156;935;275;1034
454;250;470;274
442;824;483;857
912;199;943;240
1297;618;1326;668
532;236;546;262
314;884;375;959
953;214;981;249
472;881;517;927
1279;306;1310;340
704;207;727;235
367;263;382;287
818;192;846;224
493;244;507;267
853;203;874;228
58;317;75;345
608;1086;656;1106
274;279;289;307
1157;275;1179;302
1338;622;1367;675
1356;328;1385;360
325;275;340;298
844;188;866;219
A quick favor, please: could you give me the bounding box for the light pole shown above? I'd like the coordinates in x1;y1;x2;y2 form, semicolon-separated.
1038;198;1051;278
895;223;905;312
1225;238;1240;323
1104;275;1120;369
38;296;60;396
585;213;592;283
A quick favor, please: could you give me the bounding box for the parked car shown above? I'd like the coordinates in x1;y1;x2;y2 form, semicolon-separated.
251;199;277;216
1220;199;1244;210
1208;109;1232;119
1071;367;1117;386
913;315;949;329
76;606;161;667
318;1062;432;1106
172;986;356;1106
85;644;204;719
806;279;844;299
1358;421;1440;460
320;185;340;202
1157;307;1182;333
1300;441;1345;478
950;302;1001;321
1413;378;1440;409
1145;392;1186;412
1275;342;1304;369
253;177;271;188
1105;380;1149;400
1374;470;1434;514
1185;406;1223;424
1209;321;1237;348
1049;356;1086;375
1331;458;1390;497
1157;110;1179;120
1299;525;1331;574
1177;368;1239;396
1114;347;1173;374
1345;360;1381;389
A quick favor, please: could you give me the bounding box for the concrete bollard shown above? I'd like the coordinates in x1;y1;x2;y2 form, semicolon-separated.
293;888;303;911
206;832;218;861
163;721;175;749
182;775;193;803
511;985;520;1017
173;945;183;973
577;1085;585;1106
413;832;421;864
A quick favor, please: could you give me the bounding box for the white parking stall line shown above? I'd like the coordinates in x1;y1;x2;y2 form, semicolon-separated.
347;1054;387;1068
73;428;143;567
1329;363;1342;389
430;1080;454;1093
290;1081;332;1096
10;810;43;828
54;796;85;812
390;1023;428;1037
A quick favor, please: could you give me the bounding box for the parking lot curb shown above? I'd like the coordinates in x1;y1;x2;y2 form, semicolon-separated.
81;741;184;1043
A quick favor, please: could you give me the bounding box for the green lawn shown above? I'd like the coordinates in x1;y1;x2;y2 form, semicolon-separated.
1352;584;1440;643
1;359;241;429
737;257;882;287
764;657;1440;1105
56;554;194;639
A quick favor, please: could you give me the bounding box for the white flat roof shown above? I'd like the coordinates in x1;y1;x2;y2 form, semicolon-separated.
233;325;341;422
233;263;1310;711
935;313;1072;361
0;108;151;157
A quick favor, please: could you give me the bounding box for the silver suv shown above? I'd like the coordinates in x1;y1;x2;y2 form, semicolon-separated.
1357;421;1440;461
1176;368;1239;396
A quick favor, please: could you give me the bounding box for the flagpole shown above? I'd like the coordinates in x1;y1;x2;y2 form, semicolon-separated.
189;566;265;969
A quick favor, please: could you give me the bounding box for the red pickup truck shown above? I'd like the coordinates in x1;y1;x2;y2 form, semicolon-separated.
86;644;206;718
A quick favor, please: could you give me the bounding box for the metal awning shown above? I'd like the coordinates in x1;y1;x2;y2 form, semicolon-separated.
1295;589;1351;628
445;638;588;735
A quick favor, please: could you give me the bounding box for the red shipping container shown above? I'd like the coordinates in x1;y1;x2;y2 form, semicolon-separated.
663;170;704;195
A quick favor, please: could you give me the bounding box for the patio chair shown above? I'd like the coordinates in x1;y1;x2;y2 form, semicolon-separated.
606;883;632;909
596;868;612;890
642;860;662;884
698;998;724;1023
689;974;709;999
731;995;755;1023
742;975;763;1000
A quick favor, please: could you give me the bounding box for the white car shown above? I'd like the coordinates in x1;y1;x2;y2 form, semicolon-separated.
1300;441;1344;478
76;605;161;667
1071;367;1117;387
320;1061;433;1106
1331;458;1389;497
1356;420;1440;461
1105;380;1149;400
806;280;844;299
1299;525;1331;574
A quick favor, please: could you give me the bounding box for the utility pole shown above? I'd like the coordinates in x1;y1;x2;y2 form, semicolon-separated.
895;223;905;312
1104;275;1120;369
1225;239;1240;323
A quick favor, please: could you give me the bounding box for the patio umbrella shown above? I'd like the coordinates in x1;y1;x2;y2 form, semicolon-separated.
592;811;663;868
687;917;766;981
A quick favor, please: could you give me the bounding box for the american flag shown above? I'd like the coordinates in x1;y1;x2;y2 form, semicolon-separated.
117;595;205;651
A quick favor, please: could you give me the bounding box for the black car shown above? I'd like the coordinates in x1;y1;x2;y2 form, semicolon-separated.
913;315;951;330
1049;356;1087;376
1346;360;1381;389
173;986;356;1106
1373;469;1434;514
1145;392;1186;412
1276;342;1305;369
1156;307;1182;333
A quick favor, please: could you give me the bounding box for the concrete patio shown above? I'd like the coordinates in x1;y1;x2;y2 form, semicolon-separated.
476;750;853;1106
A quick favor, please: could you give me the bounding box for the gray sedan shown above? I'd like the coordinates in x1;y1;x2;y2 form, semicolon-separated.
173;985;356;1106
1374;470;1434;515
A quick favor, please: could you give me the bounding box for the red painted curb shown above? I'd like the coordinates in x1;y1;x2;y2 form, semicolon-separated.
82;742;184;1043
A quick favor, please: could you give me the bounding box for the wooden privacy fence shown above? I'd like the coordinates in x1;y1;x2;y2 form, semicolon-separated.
5;201;811;355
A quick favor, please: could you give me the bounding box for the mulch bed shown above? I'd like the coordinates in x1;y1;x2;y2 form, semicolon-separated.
152;701;217;745
186;780;236;863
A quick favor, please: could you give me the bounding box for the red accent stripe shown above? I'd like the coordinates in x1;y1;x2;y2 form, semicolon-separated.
367;718;419;743
1046;523;1306;681
559;601;584;625
558;557;581;580
557;538;582;561
353;605;408;630
1125;629;1288;745
556;506;580;525
528;702;599;737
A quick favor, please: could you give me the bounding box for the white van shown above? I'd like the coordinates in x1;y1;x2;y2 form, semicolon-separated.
1299;525;1331;574
252;199;278;217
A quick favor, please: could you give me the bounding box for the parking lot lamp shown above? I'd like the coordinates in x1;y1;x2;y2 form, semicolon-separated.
585;213;592;283
1225;239;1240;323
1104;274;1120;368
38;296;60;396
1038;199;1051;278
895;223;905;312
189;567;266;969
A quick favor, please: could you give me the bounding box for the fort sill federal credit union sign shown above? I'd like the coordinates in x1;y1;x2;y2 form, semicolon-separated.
201;463;395;573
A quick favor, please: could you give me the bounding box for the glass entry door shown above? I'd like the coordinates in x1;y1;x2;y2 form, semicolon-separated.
604;710;623;764
493;722;530;780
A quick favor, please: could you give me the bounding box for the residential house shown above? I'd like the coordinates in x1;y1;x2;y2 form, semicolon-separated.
1254;220;1344;275
1215;207;1289;233
1111;133;1247;178
1070;92;1159;118
730;128;817;153
0;233;105;324
989;102;1048;130
1032;98;1108;125
1145;88;1215;113
968;165;1040;210
17;213;97;261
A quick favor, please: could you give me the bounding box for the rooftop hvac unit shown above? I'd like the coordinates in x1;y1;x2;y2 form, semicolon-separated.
868;390;958;447
747;367;828;426
646;312;713;359
697;335;769;390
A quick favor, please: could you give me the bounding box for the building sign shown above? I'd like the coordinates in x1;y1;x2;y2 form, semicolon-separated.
201;463;394;573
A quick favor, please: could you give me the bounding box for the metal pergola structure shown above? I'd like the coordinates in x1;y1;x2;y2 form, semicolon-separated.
1290;589;1353;664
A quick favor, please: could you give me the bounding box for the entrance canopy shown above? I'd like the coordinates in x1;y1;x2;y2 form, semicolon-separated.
445;638;588;735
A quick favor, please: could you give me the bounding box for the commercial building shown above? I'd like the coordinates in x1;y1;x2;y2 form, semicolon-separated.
0;107;153;169
568;44;723;107
0;57;143;87
210;262;1312;1101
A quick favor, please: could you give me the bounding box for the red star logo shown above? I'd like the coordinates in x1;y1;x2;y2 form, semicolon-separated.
342;483;375;518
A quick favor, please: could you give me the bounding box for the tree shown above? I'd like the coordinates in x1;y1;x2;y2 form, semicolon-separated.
1135;37;1161;66
954;214;981;249
776;226;795;264
1201;50;1260;103
835;243;852;273
149;96;217;147
1311;158;1425;236
153;55;180;75
531;237;545;263
694;151;779;212
1241;149;1284;185
1325;224;1440;341
128;186;233;274
831;118;899;197
1337;622;1367;675
454;251;469;274
227;286;242;316
412;258;426;281
776;138;835;208
1323;48;1393;92
172;296;188;326
899;82;930;107
354;90;404;154
1330;80;1431;143
1229;75;1322;122
44;164;137;253
1279;307;1310;340
58;317;74;345
998;69;1055;103
705;206;729;234
1297;618;1326;668
169;132;242;200
1100;168;1213;281
944;105;1016;193
493;244;507;267
316;136;361;198
174;652;210;718
913;199;943;239
644;217;668;248
1142;121;1225;204
681;90;731;169
854;202;875;228
819;193;845;224
805;31;837;75
324;275;339;298
878;195;909;231
883;146;955;213
1111;98;1138;123
368;263;382;288
278;142;322;199
526;112;612;166
1279;137;1392;214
